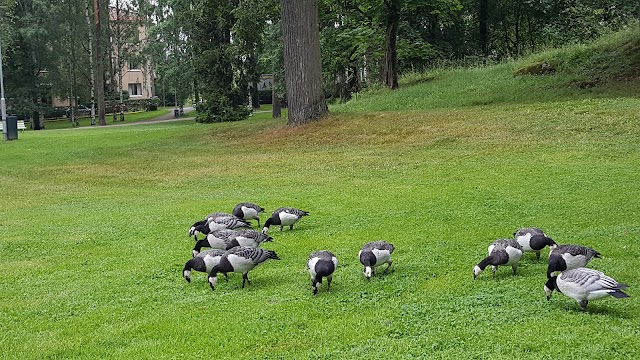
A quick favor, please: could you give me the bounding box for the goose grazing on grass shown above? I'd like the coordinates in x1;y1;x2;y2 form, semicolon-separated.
547;244;601;278
262;207;309;234
183;249;226;283
473;239;523;279
233;203;265;227
544;267;629;312
190;216;251;240
189;212;234;238
307;250;338;295
192;229;272;256
192;229;240;257
514;227;556;260
234;229;273;247
208;246;280;291
359;241;395;280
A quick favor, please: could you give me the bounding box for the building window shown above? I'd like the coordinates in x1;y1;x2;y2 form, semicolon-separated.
129;83;142;96
128;61;140;70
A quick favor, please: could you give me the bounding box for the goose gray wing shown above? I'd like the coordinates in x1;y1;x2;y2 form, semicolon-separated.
309;250;336;261
205;212;234;221
236;229;271;242
553;245;601;259
361;240;395;253
196;249;226;258
226;246;280;263
210;229;240;240
275;207;309;217
492;239;522;250
561;268;626;291
235;202;265;212
514;227;545;237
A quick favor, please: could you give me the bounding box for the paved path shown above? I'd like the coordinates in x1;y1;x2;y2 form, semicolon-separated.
62;107;196;130
107;107;196;126
62;107;275;130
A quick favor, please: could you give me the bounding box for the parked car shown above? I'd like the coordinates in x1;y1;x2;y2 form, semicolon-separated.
66;105;92;118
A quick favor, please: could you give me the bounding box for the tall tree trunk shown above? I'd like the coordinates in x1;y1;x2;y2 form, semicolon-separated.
272;74;281;118
251;82;260;109
94;0;106;125
193;79;200;105
479;0;489;57
384;0;400;90
280;0;328;126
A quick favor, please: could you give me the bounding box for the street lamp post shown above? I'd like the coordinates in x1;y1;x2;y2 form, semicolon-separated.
1;41;8;141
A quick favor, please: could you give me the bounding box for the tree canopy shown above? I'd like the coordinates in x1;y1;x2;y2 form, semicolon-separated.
1;0;638;127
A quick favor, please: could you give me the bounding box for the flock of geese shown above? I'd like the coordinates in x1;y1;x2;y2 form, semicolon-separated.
473;227;630;312
182;202;394;294
182;204;629;312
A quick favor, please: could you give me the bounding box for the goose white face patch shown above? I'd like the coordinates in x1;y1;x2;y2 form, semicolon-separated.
183;270;191;280
192;250;199;257
364;266;372;278
209;276;218;287
473;265;483;277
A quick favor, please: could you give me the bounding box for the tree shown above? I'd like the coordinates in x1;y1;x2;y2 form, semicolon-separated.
93;0;108;125
280;0;328;125
2;0;65;130
190;0;250;123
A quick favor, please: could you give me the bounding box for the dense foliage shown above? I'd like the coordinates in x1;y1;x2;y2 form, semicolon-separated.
1;0;638;124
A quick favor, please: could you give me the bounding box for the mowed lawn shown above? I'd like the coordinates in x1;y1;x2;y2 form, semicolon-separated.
1;93;639;358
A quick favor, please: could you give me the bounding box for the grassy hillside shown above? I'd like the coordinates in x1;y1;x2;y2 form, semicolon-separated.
1;33;639;358
334;25;640;114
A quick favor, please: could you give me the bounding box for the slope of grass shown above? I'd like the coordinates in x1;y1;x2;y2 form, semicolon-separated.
516;25;640;87
335;25;640;114
1;92;639;358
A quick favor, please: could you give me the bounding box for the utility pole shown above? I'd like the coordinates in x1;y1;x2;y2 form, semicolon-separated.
86;3;96;125
1;41;8;141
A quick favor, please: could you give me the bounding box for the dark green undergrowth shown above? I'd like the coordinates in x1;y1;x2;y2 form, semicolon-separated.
2;51;640;358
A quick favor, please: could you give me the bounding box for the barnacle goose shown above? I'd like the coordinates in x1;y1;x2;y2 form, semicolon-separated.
233;203;265;227
307;250;338;295
190;216;251;240
547;244;601;278
192;229;240;257
473;239;523;279
359;240;395;280
514;227;557;260
189;212;234;238
208;246;280;291
544;267;629;312
262;207;309;234
192;229;272;257
183;249;226;283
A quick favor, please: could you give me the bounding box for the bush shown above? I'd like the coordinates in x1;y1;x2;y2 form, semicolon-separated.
125;98;161;112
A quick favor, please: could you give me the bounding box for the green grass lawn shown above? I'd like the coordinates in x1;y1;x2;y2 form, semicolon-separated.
1;66;639;358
